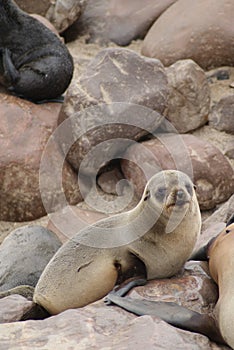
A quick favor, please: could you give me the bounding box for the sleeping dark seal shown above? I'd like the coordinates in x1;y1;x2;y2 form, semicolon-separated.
33;170;201;315
0;0;73;102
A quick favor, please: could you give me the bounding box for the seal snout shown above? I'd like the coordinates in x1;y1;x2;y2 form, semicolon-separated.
166;188;191;209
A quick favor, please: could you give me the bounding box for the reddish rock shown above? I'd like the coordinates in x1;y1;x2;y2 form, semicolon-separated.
0;295;33;324
209;95;234;133
128;261;218;315
166;59;210;133
142;0;234;70
58;48;168;175
0;93;82;221
121;134;234;209
47;206;108;243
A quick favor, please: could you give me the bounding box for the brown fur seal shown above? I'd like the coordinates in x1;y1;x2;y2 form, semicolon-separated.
106;215;234;348
0;0;73;102
33;170;201;315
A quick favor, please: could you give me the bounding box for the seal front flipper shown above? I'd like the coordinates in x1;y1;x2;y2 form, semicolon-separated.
104;277;147;305
1;48;20;86
106;295;226;345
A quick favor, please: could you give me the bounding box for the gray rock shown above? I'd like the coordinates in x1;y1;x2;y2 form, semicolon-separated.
166;59;210;133
209;95;234;134
46;0;85;33
202;195;234;231
0;226;61;292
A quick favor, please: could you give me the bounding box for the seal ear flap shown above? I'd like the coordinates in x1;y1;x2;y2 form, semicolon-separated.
226;214;234;227
193;184;197;191
144;190;150;201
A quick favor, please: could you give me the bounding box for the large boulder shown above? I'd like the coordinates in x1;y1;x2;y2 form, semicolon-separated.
58;48;169;175
78;0;177;45
121;133;234;210
142;0;234;70
0;93;81;221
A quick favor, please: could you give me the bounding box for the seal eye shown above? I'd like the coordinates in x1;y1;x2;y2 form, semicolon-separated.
225;229;230;234
155;187;167;200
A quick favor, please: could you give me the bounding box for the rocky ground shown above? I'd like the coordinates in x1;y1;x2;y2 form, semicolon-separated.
0;0;234;349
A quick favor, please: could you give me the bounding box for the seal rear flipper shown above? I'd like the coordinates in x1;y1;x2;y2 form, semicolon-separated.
106;295;226;345
21;302;51;321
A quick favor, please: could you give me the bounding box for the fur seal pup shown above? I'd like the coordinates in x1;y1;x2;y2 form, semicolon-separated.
33;170;201;315
0;0;73;102
106;215;234;348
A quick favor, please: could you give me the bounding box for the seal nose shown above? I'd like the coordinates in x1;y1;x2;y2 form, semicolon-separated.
176;189;185;200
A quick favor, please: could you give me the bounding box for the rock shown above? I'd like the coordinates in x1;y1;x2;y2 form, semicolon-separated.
209;95;234;134
166;59;210;133
47;206;108;243
0;295;33;324
15;0;51;16
15;0;84;33
46;0;85;33
0;93;81;222
78;0;177;45
58;48;168;175
128;260;218;315
0;302;225;349
97;167;125;195
0;226;61;292
142;0;234;70
224;141;234;159
194;222;226;253
121;133;234;210
202;195;234;231
106;0;178;46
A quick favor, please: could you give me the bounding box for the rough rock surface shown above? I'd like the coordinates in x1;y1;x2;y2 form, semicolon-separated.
121;133;234;209
15;0;84;33
0;295;33;324
15;0;51;16
58;48;168;174
202;195;234;231
0;298;227;350
0;226;61;292
0;93;81;221
209;95;234;133
78;0;177;45
166;59;210;133
142;0;234;70
46;0;85;33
